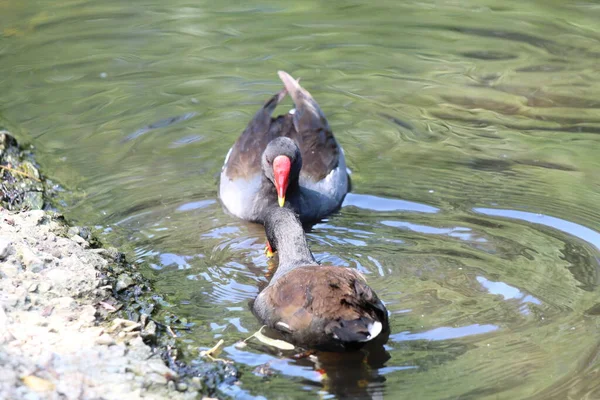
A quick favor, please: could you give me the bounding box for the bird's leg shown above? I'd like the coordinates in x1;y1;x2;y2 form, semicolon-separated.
264;240;275;258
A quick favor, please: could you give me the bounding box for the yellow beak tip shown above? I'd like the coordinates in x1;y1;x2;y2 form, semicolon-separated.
278;197;285;207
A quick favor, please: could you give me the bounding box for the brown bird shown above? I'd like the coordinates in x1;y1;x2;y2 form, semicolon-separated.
252;206;389;351
219;71;349;224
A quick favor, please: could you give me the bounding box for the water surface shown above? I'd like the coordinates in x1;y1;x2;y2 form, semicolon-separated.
1;1;600;398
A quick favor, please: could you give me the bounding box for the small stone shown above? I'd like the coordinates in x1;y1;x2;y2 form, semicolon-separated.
28;282;39;292
78;227;91;241
141;320;157;342
0;237;12;260
115;274;134;292
146;373;167;385
19;246;45;273
27;210;46;225
95;333;116;346
38;282;52;293
167;380;176;391
67;226;80;237
70;234;89;248
107;247;124;262
176;383;188;392
79;305;96;324
191;377;202;390
91;248;109;257
0;262;19;277
148;361;178;379
22;192;44;210
5;295;19;307
54;297;76;309
19;161;40;180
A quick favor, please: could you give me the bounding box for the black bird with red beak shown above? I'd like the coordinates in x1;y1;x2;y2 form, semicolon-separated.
219;71;349;224
259;137;302;213
273;154;291;208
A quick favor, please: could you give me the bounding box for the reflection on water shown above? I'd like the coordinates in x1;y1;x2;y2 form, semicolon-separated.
343;193;440;213
391;323;498;342
2;0;600;398
475;207;600;251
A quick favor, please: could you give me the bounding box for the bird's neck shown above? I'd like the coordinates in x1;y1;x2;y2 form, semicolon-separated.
264;206;316;281
256;175;301;221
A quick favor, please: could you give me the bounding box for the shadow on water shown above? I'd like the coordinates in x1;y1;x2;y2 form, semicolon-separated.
2;0;600;398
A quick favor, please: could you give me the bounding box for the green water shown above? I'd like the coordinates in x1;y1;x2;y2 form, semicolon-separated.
2;1;600;398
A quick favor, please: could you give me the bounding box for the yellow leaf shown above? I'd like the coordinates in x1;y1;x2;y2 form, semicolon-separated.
22;375;55;392
253;328;295;350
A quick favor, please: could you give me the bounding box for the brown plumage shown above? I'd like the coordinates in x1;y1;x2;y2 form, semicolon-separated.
252;206;389;352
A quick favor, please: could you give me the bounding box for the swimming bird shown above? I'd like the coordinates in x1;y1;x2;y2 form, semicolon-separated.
219;71;349;224
252;206;389;351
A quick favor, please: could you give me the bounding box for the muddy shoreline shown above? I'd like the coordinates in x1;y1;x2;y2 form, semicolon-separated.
0;131;237;399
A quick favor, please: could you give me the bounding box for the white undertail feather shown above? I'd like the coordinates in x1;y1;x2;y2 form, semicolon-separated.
276;321;291;331
366;321;383;341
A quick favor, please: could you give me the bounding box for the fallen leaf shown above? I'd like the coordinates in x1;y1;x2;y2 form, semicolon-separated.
200;339;224;357
22;375;55;392
253;329;295;350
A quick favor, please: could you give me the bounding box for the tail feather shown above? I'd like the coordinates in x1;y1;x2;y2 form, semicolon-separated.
277;70;329;134
329;317;383;343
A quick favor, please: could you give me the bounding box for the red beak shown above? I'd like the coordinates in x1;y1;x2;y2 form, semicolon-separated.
273;155;291;207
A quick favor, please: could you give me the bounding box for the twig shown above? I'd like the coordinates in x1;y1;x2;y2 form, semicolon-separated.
200;339;230;362
0;165;41;182
166;325;177;338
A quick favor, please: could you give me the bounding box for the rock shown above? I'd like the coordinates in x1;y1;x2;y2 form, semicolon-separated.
53;297;76;310
141;320;157;342
22;192;44;210
107;247;124;262
148;360;178;379
176;383;188;392
19;246;45;273
0;237;11;260
70;234;89;248
191;377;202;390
78;227;91;241
95;334;116;346
0;263;19;278
78;305;96;324
19;161;40;180
116;274;134;292
0;130;18;151
147;373;168;385
37;281;52;293
91;248;109;257
26;210;46;225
